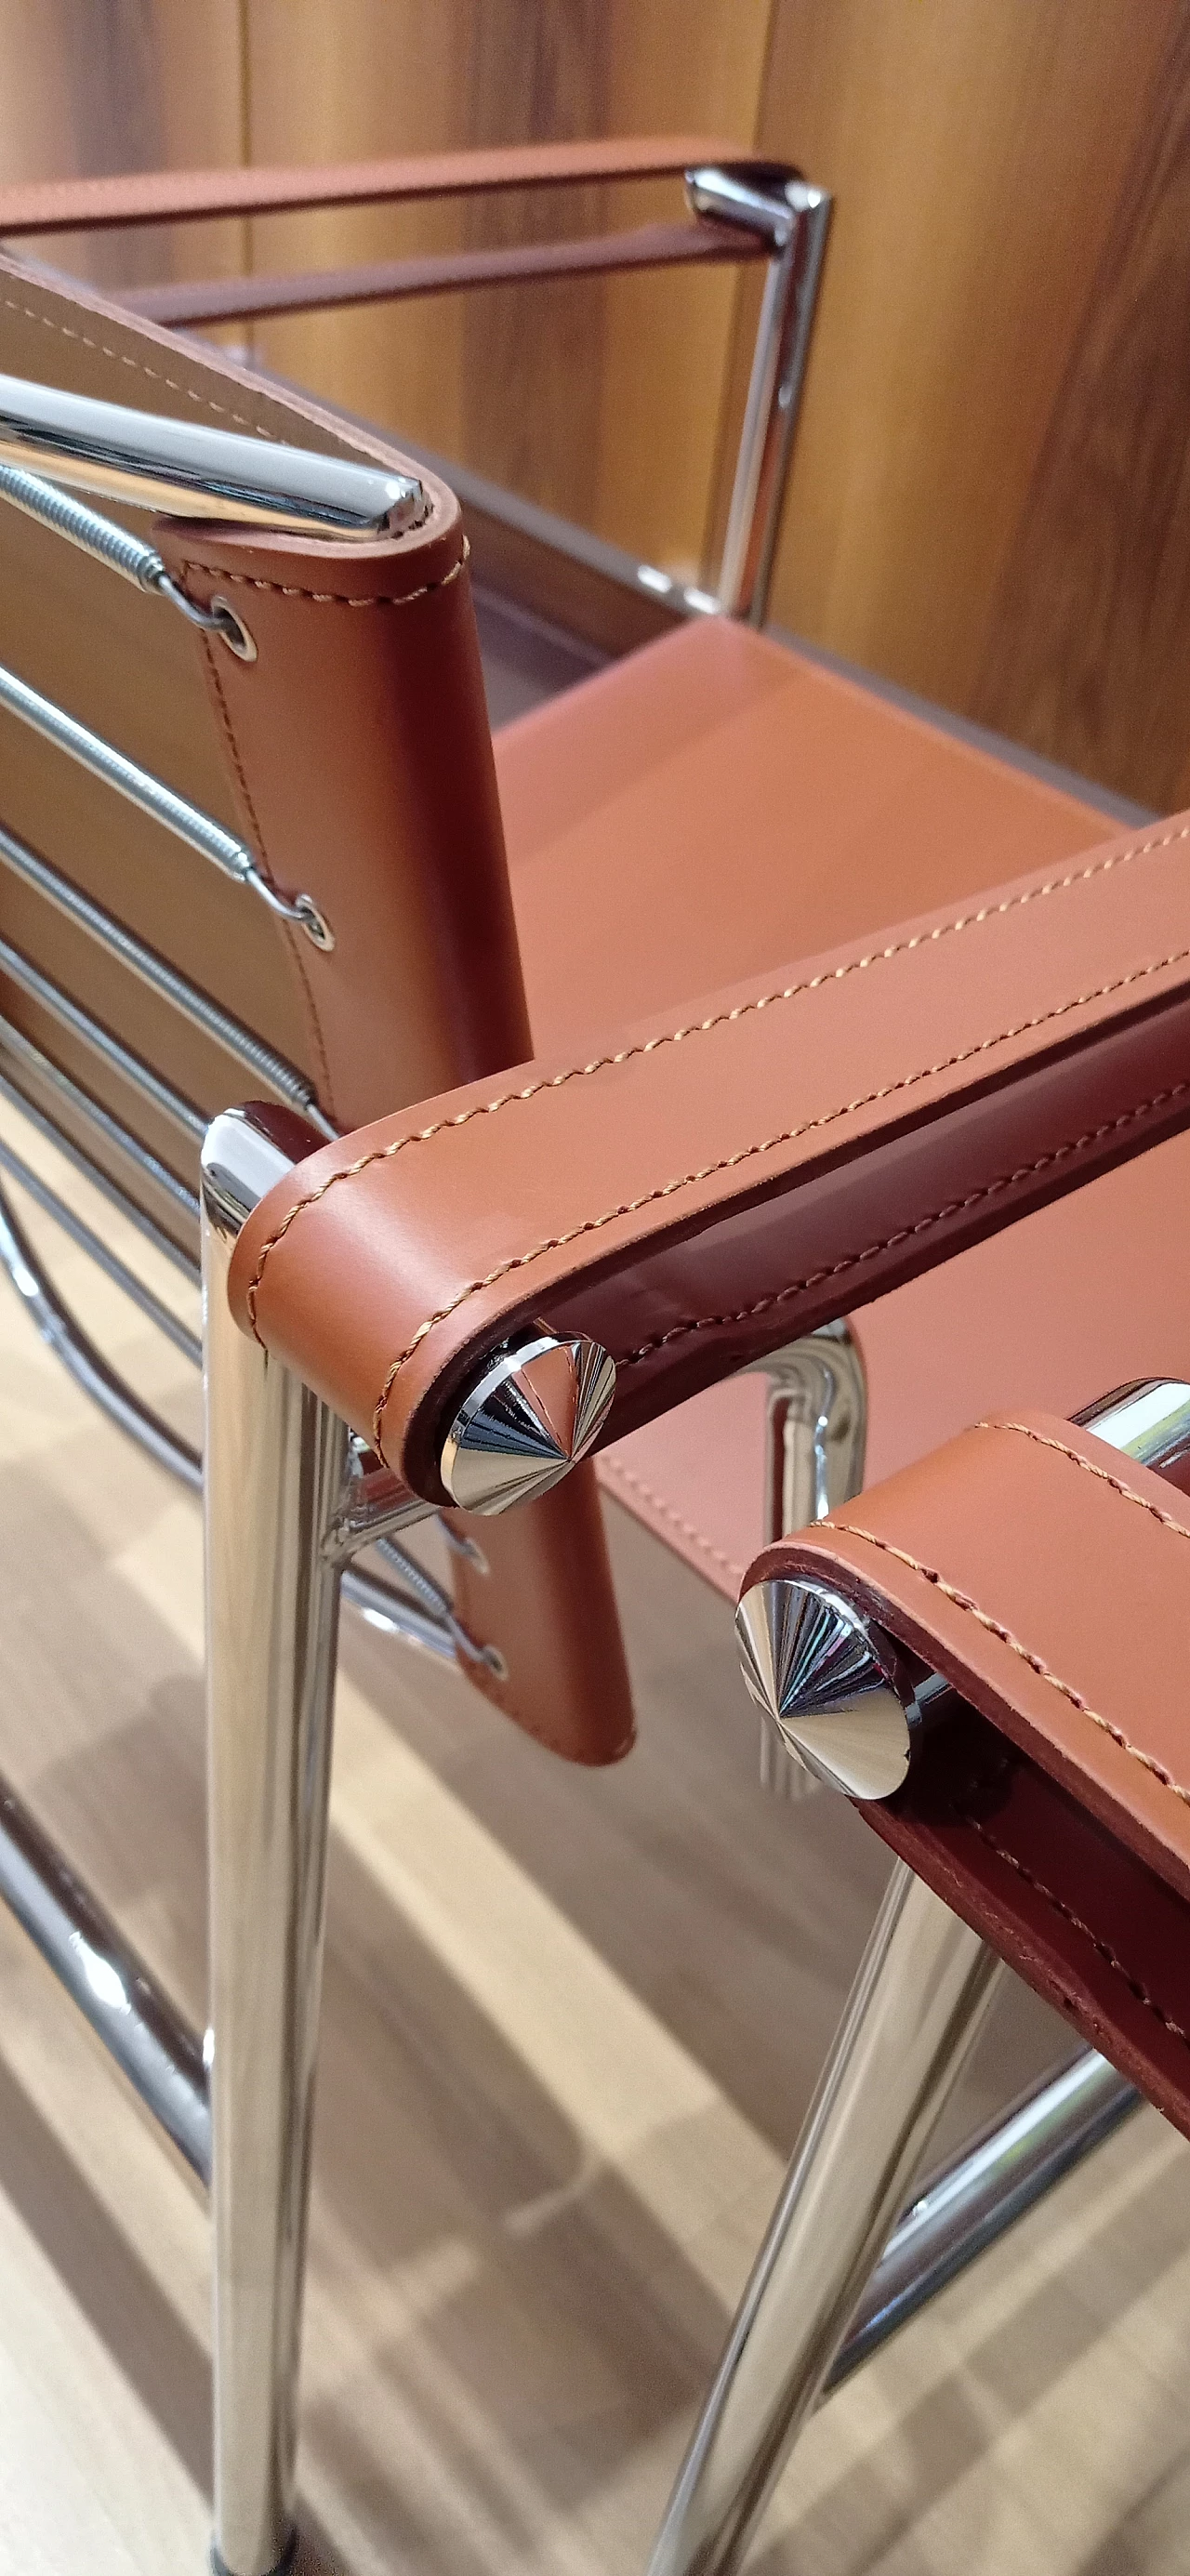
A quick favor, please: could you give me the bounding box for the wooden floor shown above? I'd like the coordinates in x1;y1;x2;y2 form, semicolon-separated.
0;1096;1188;2574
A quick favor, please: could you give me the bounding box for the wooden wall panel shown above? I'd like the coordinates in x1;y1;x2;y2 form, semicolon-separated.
0;0;246;305
244;0;770;576
751;0;1186;806
972;11;1190;812
11;4;1190;803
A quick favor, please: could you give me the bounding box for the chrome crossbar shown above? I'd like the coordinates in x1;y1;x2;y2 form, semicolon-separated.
0;819;333;1130
0;929;205;1143
0;1763;208;2177
0;369;424;539
0;1060;199;1276
0;1011;199;1225
826;2048;1136;2385
0;1128;200;1363
0;660;334;949
0;1173;201;1486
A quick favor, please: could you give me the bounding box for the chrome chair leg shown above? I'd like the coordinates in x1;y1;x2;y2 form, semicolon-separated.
647;1860;1002;2576
203;1116;349;2576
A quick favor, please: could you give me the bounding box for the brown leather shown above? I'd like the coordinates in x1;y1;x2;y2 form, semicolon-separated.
152;515;531;1136
447;1473;635;1764
0;140;752;239
598;1123;1190;1600
229;809;1190;1500
494;611;1119;1599
123;218;762;334
0;252;631;1761
497;617;1114;1057
750;1414;1190;2137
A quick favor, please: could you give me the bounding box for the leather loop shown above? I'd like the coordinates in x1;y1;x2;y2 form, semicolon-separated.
752;1412;1190;2137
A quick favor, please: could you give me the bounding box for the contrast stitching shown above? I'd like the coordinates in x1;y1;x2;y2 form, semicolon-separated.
614;1090;1181;1369
360;1048;1187;1451
596;1453;747;1585
974;1416;1190;1548
833;1519;1190;1808
243;817;1190;1330
179;536;468;608
201;637;337;1117
952;1793;1190;2052
2;288;277;436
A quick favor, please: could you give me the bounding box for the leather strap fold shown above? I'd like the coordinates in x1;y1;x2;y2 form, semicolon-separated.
753;1413;1190;2138
228;811;1190;1501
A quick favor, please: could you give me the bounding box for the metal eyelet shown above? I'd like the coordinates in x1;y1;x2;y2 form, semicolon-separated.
208;593;258;662
152;570;257;662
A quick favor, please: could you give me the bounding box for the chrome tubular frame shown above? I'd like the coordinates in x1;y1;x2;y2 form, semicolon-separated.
0;659;334;950
0;1007;200;1229
0;1170;201;1487
0;368;425;538
0;1107;469;1661
756;1321;867;1796
688;165;833;626
0;1125;200;1360
0;816;334;1126
202;1108;351;2576
648;1864;1004;2576
0;1765;208;2176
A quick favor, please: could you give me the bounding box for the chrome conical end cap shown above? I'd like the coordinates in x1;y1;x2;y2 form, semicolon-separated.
734;1577;912;1801
440;1328;615;1515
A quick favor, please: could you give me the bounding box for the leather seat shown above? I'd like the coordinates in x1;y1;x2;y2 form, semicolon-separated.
494;613;1190;1593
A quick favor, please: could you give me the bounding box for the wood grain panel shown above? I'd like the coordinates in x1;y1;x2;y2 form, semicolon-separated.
749;0;1183;793
973;12;1190;812
0;0;246;306
244;0;770;576
245;1;473;464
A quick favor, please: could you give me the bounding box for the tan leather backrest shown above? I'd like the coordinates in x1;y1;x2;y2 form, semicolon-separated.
0;253;530;1243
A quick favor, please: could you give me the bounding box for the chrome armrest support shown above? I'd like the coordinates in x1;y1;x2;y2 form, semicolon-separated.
687;164;832;625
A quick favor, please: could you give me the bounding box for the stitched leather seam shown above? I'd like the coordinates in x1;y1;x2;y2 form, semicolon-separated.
367;1073;1184;1455
179;538;468;607
596;1453;747;1585
951;1800;1190;2051
614;1090;1180;1370
973;1416;1190;1548
359;1019;1187;1449
1;288;278;436
202;637;337;1120
244;818;1190;1327
834;1521;1190;1808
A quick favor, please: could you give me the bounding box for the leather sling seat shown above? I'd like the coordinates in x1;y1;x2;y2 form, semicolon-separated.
492;614;1188;1597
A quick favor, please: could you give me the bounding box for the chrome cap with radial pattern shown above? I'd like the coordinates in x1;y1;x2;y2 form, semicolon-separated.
734;1577;914;1801
439;1328;616;1516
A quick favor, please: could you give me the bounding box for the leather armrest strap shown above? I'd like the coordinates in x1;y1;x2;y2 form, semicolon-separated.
0;139;750;239
121;217;761;334
229;810;1190;1500
754;1414;1190;2137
